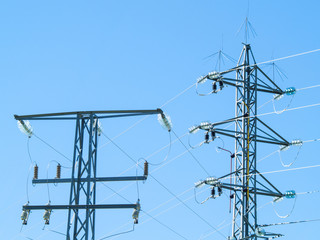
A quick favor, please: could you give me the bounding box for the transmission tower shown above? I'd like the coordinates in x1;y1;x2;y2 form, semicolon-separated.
192;44;298;239
15;109;165;240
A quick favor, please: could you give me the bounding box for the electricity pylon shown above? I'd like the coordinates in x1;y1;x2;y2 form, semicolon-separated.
193;44;297;239
15;109;164;240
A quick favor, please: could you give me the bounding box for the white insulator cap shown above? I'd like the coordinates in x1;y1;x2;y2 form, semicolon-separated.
197;76;207;84
189;125;200;134
205;177;217;185
207;71;220;80
291;139;303;146
200;121;211;130
273;196;283;203
132;199;141;223
43;209;51;221
96;119;102;136
89;119;103;136
17;120;33;137
21;210;28;220
280;145;290;151
194;180;205;188
158;113;172;131
273;93;284;101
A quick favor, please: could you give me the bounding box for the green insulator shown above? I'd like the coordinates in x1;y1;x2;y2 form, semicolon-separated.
284;190;296;199
285;87;296;95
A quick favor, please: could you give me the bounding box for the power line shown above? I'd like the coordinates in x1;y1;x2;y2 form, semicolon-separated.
172;130;211;176
255;48;320;67
33;133;72;163
296;84;320;91
219;163;320;182
100;182;190;240
259;101;320;117
200;200;275;240
98;83;195;151
259;218;320;228
101;131;227;239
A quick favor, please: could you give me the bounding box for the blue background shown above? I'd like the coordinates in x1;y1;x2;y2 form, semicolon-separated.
1;1;320;239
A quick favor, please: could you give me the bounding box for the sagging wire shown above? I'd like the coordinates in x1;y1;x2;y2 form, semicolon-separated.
196;77;214;96
272;94;295;115
148;131;172;166
278;145;303;168
22;142;38;228
258;82;320;112
26;137;37;203
196;73;225;97
27;138;33;164
272;196;297;219
188;133;205;149
99;224;135;240
194;186;212;204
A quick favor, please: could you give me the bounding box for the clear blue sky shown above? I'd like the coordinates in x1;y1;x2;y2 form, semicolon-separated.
1;1;320;239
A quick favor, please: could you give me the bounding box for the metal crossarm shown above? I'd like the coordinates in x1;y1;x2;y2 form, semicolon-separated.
32;176;147;184
23;204;138;210
14;109;163;121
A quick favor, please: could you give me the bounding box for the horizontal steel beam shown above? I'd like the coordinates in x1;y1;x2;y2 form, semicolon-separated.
14;109;163;120
23;204;137;210
219;185;282;198
32;176;147;184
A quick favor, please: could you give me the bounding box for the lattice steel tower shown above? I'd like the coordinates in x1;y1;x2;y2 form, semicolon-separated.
15;109;164;240
193;44;297;239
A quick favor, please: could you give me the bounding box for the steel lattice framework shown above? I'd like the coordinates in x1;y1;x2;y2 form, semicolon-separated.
15;109;163;240
195;44;293;239
66;115;98;240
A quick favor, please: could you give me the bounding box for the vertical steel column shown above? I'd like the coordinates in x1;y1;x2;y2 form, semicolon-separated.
232;44;258;240
66;114;98;240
